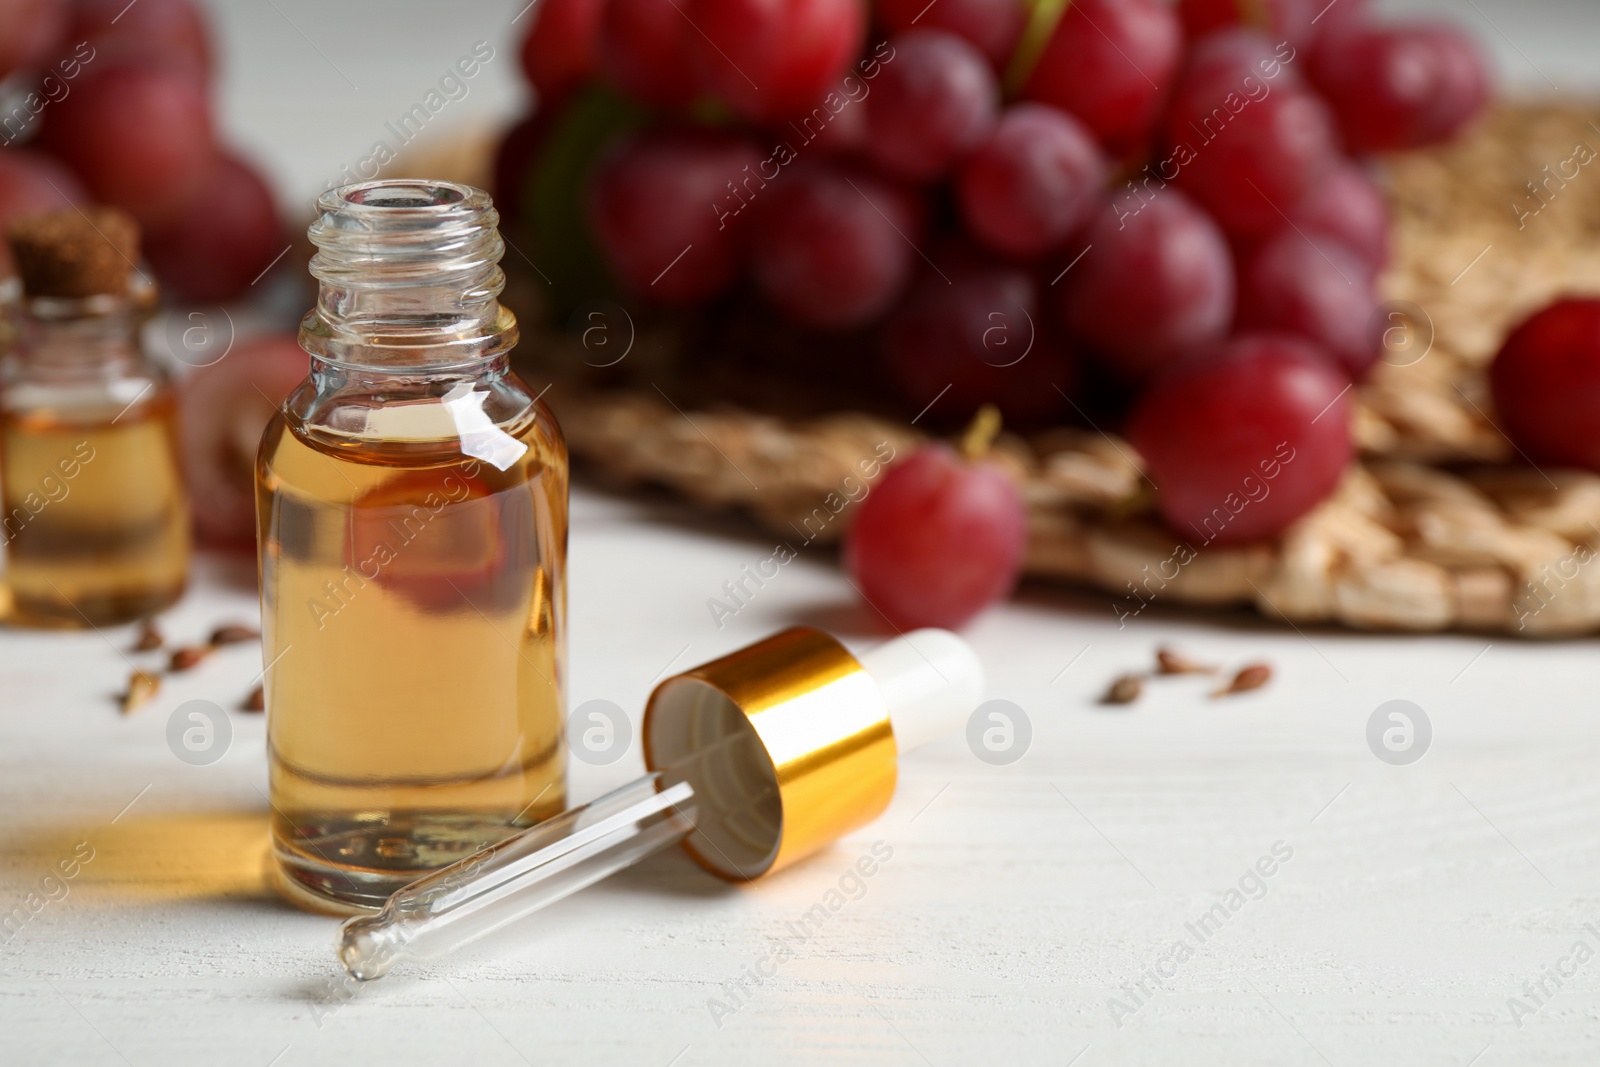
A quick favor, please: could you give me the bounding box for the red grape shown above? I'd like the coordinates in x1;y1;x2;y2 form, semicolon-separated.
0;0;67;80
842;442;1028;629
883;249;1076;427
180;333;308;551
1282;160;1389;274
863;30;998;181
1411;23;1491;145
491;111;551;231
795;76;868;156
1178;0;1316;49
1020;0;1183;159
1488;298;1600;472
875;0;1025;71
144;150;283;302
0;148;86;276
597;0;699;107
519;0;607;101
957;104;1107;261
749;165;919;329
1058;189;1235;382
1129;334;1354;544
688;0;864;123
67;0;211;75
1236;230;1379;381
1175;26;1308;92
1164;30;1340;238
1313;0;1371;36
588;128;762;304
0;147;84;223
1309;23;1428;153
37;57;214;225
1310;20;1489;154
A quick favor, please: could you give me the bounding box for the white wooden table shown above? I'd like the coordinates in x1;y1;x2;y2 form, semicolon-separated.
4;485;1599;1066
5;1;1600;1064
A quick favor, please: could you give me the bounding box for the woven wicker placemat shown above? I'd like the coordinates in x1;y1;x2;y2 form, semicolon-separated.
417;102;1600;637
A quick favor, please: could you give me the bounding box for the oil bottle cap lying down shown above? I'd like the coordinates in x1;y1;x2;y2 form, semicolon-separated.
336;626;983;980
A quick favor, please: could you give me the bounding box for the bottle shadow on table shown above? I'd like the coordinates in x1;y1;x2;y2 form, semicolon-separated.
1;807;277;915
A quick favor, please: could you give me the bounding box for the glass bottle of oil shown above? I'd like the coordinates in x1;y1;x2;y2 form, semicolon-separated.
0;207;189;627
257;181;568;913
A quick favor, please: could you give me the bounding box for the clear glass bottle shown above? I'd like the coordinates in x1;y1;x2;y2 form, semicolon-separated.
256;181;568;914
0;260;189;627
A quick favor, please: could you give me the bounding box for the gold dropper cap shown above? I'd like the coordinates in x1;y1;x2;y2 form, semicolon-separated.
642;626;983;881
642;628;898;880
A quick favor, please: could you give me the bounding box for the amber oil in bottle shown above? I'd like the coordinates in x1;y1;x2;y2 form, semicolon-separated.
257;181;567;913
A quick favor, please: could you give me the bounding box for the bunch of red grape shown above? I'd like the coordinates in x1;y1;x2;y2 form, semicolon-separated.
0;0;282;301
504;0;1487;627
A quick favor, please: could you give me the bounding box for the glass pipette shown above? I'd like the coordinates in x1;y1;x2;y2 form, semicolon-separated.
335;626;982;980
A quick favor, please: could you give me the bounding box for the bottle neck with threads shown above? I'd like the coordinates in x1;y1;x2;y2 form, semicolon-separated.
299;180;518;379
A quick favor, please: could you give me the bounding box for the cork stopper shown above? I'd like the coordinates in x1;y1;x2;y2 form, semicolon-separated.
6;207;139;298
